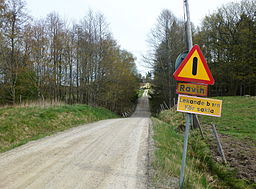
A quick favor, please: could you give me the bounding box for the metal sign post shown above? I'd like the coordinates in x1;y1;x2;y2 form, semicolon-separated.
179;0;193;188
179;113;192;188
176;1;220;188
184;0;193;51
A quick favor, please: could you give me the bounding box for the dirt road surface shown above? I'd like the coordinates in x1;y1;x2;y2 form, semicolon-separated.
0;93;151;189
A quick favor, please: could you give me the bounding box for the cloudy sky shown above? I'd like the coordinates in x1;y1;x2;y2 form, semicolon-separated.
25;0;239;75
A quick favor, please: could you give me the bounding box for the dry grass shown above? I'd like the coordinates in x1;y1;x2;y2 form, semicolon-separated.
0;100;65;109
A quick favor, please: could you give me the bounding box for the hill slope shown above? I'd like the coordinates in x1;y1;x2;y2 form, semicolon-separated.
0;104;118;152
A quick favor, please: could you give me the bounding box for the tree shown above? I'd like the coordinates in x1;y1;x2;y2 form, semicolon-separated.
0;2;140;115
147;9;185;112
1;0;30;103
194;0;256;96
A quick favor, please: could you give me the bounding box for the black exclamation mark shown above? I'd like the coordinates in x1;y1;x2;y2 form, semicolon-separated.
192;57;198;75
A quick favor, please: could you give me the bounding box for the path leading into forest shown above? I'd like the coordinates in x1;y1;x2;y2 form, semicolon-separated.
0;91;151;189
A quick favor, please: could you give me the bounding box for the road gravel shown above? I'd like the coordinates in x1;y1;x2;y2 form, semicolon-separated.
0;93;151;189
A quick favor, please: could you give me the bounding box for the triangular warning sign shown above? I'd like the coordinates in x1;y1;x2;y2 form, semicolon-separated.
173;45;214;85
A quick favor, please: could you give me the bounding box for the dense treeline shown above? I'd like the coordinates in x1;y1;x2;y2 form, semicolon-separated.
195;0;256;96
148;0;256;113
0;0;139;114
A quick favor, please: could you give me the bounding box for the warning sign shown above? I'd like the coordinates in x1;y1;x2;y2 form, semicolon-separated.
177;95;222;117
173;45;214;85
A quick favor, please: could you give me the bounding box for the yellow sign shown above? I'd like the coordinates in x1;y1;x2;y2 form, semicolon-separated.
173;45;214;85
176;82;208;96
177;95;222;117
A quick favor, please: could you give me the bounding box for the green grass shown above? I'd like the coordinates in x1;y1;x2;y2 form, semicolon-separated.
0;104;118;152
152;96;256;188
152;118;183;177
198;96;256;141
152;116;219;189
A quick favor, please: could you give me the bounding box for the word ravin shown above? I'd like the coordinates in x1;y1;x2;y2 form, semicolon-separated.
176;83;208;96
180;85;204;93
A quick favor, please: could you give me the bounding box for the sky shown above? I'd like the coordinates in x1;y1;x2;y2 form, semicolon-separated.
25;0;239;75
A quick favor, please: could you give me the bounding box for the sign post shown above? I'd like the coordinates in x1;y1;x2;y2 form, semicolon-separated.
175;44;221;188
180;113;192;188
179;0;193;188
177;1;221;188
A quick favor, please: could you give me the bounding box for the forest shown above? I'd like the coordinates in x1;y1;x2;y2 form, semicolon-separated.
0;0;139;114
147;0;256;112
1;0;255;115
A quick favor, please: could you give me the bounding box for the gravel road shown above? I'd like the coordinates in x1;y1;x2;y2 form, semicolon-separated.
0;94;151;189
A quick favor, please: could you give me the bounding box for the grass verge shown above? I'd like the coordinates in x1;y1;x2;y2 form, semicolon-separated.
152;96;256;188
0;104;118;153
152;117;219;188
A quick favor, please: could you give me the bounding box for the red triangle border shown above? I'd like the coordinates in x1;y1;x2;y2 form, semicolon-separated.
173;45;215;85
